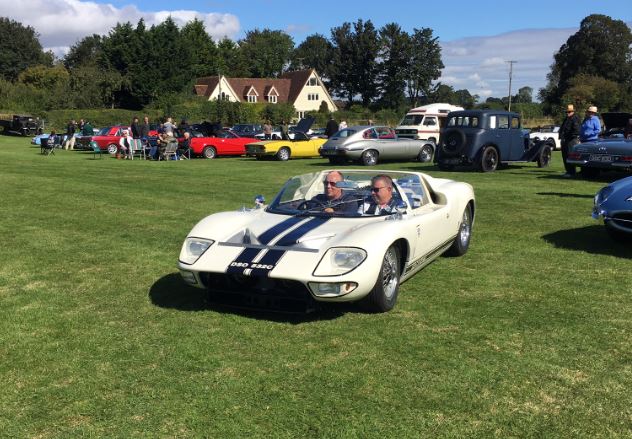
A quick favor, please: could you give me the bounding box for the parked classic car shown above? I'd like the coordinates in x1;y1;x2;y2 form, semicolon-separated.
592;175;632;239
245;118;325;160
231;123;263;138
601;112;632;138
567;138;632;177
178;169;475;312
0;114;43;136
434;110;552;172
76;125;131;154
530;125;561;150
189;130;252;158
318;126;436;165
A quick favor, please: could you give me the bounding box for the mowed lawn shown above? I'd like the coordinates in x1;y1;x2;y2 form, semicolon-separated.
1;136;631;438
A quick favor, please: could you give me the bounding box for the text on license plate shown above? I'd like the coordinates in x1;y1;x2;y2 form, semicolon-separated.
589;154;612;162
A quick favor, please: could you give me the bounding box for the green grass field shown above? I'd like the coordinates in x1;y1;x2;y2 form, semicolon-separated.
1;136;631;437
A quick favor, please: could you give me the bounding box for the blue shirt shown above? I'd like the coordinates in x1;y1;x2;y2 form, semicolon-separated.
580;115;601;142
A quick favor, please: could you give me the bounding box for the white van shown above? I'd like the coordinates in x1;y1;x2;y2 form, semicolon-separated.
395;103;464;142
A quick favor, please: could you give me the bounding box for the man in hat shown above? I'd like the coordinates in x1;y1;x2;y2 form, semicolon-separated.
558;104;581;177
580;105;601;143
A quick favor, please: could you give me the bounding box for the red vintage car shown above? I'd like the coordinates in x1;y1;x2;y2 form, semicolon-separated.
77;125;131;155
189;130;251;159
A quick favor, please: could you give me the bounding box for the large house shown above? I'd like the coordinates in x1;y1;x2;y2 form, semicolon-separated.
194;69;337;119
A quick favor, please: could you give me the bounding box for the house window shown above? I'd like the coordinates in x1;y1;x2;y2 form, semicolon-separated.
268;95;277;104
307;93;319;101
247;95;257;103
297;111;305;119
308;77;317;86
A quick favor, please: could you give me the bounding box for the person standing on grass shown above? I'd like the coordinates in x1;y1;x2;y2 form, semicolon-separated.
263;121;272;140
325;115;339;138
131;116;141;139
64;119;76;150
558;104;581;177
580;106;601;143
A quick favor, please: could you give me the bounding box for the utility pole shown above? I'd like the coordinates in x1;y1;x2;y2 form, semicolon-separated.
507;60;517;111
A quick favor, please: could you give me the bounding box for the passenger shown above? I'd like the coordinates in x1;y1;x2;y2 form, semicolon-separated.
358;174;399;215
311;171;358;214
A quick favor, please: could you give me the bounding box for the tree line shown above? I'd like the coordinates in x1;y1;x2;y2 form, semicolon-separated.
0;13;630;121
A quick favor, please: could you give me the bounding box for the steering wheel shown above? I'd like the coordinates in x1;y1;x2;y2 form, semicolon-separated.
297;199;327;211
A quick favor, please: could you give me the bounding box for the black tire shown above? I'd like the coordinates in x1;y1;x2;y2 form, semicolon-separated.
417;144;434;163
446;204;473;257
479;146;498;172
203;146;216;159
276;147;290;161
537;145;552;168
361;149;378;166
440;128;467;156
361;245;401;312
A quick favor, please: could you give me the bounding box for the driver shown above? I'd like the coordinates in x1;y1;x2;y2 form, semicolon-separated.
358;174;399;215
310;171;358;214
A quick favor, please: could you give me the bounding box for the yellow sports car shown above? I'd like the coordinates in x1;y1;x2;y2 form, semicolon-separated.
245;133;327;161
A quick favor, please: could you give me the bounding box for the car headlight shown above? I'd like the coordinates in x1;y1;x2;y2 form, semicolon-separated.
313;247;367;276
595;186;614;206
179;237;214;265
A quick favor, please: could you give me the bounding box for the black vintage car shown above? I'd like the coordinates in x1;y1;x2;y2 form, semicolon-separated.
0;114;43;136
434;110;552;172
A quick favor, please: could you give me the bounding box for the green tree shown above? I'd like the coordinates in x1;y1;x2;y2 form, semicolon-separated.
514;86;533;104
540;14;632;111
377;23;410;110
0;17;51;81
404;28;443;106
453;89;478;109
561;74;621;113
64;35;103;70
180;19;218;79
330;19;380;106
18;65;69;89
239;29;294;78
291;34;333;81
216;38;249;77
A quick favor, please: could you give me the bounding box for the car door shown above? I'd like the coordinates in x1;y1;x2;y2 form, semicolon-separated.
492;115;512;160
509;116;525;160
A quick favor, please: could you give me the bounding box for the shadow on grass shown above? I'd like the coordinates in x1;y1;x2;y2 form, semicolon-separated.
149;272;355;323
542;225;632;258
537;171;628;184
536;192;594;199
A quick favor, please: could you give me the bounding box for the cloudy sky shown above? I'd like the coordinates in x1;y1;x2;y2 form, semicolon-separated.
2;0;630;100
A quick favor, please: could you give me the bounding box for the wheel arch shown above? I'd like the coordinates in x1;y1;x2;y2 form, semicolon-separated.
476;143;501;161
392;238;409;276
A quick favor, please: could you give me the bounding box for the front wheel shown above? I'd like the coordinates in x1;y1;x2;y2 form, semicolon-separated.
361;245;401;312
537;145;552;168
361;150;378;166
479;146;498;172
446;204;473;257
417;144;434;163
107;143;118;155
276;147;290;161
203;146;216;159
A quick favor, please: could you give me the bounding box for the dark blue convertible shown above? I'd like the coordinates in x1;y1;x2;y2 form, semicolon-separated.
593;175;632;239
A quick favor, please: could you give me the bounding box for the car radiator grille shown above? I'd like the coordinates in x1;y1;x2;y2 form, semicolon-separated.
199;272;317;313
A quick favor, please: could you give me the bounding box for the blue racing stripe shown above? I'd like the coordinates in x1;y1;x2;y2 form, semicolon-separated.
258;216;305;244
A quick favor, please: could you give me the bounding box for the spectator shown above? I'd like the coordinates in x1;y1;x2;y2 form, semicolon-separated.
580;106;601;142
78;119;85;132
118;129;133;159
325;115;339;138
48;130;58;148
263;121;272;140
558;104;581;177
82;120;93;136
64;119;76;150
163;117;175;133
281;119;290;140
178;132;192;159
140;116;150;140
339;120;347;130
131;116;141;139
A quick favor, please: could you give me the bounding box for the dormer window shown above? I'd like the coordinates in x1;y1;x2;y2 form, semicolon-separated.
248;95;257;103
268;95;277;104
308;77;318;86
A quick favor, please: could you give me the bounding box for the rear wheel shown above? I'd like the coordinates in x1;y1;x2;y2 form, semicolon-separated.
537;145;552;168
361;149;378;166
276;147;290;161
107;143;118;155
446;204;473;257
479;146;498;172
203;146;216;159
361;245;401;312
417;144;434;163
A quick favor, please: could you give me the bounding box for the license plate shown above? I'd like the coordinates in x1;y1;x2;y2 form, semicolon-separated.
589;154;612;162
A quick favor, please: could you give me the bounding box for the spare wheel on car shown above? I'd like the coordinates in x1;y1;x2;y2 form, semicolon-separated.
440;128;467;156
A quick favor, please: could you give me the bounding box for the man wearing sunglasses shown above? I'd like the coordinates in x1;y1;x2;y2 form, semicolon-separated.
359;174;398;215
310;170;358;214
559;104;580;177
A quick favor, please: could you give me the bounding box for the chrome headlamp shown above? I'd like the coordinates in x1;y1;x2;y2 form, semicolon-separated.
179;237;214;265
314;247;367;276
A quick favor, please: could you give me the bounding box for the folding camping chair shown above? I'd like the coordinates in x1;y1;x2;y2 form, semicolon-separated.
160;140;178;161
41;137;55;156
90;141;102;159
130;139;144;160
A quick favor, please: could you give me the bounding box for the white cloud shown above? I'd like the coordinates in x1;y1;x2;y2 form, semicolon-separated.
440;27;576;100
0;0;240;55
285;24;311;35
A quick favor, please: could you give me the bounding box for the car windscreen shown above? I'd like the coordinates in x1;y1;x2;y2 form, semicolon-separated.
400;114;424;125
97;127;110;135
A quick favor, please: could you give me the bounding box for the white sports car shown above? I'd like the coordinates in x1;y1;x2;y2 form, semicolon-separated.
178;170;475;312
